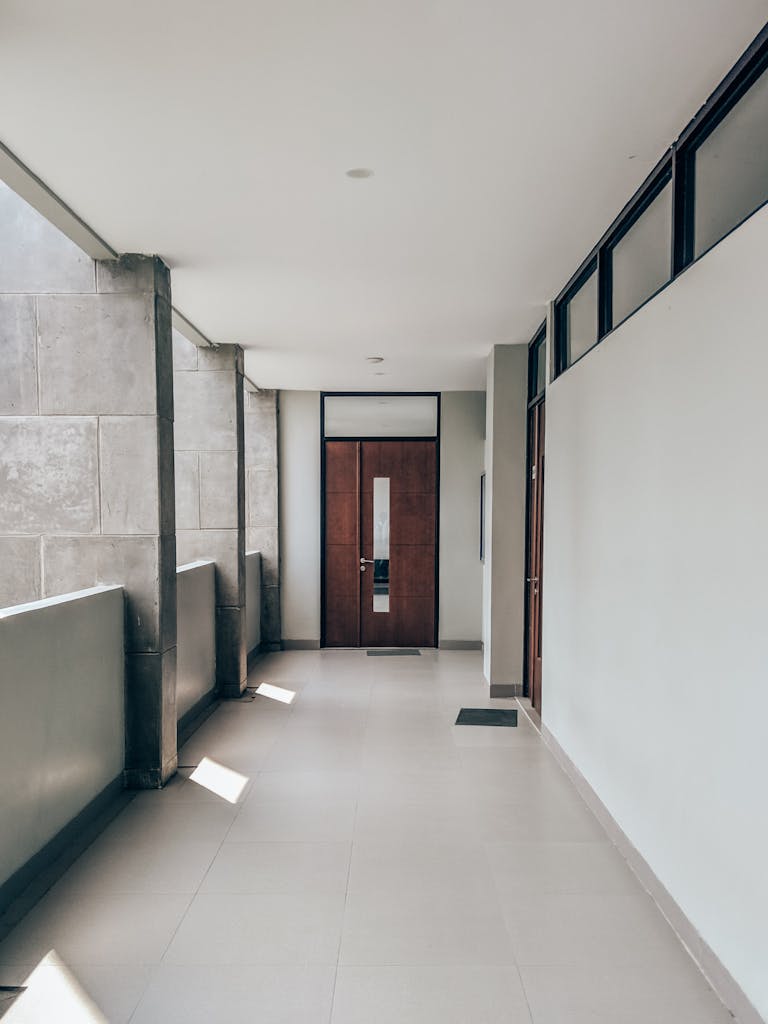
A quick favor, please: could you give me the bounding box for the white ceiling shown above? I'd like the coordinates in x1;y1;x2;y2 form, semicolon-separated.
0;1;765;390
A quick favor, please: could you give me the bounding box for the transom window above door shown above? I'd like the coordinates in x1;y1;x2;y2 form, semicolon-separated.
322;394;439;438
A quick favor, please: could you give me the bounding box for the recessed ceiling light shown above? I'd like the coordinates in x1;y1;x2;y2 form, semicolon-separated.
346;168;374;179
366;355;384;363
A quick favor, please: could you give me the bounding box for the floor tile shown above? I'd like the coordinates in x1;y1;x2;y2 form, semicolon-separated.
500;888;689;967
98;800;239;845
348;839;491;897
0;894;191;967
353;798;474;844
226;794;357;843
519;964;733;1023
201;841;351;894
131;964;336;1024
51;839;220;896
162;892;345;965
0;960;152;1024
247;770;361;802
339;888;515;966
487;841;636;895
331;965;533;1023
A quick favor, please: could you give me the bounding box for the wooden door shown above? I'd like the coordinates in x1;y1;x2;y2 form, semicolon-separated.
324;441;361;646
323;439;437;647
526;401;545;711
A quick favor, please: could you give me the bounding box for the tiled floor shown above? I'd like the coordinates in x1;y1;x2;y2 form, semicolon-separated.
0;650;733;1023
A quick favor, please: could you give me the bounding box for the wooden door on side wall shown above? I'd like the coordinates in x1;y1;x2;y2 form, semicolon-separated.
526;400;545;712
323;439;437;648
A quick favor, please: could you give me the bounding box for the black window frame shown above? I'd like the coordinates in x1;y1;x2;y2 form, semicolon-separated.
673;28;768;271
527;322;547;404
554;255;598;377
553;21;768;382
601;157;673;334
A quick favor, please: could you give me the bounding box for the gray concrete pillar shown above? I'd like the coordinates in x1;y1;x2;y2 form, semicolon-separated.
0;182;178;788
482;344;528;696
174;333;247;697
244;388;281;650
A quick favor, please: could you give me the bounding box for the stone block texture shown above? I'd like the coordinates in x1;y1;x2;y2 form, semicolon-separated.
244;389;281;646
0;190;177;791
174;335;247;697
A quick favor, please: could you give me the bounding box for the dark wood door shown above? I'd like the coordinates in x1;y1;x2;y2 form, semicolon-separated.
323;439;437;648
526;401;545;712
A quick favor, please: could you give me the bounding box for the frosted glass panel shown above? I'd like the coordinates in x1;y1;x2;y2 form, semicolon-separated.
695;67;768;258
612;182;672;325
566;269;598;365
372;477;390;613
324;395;437;437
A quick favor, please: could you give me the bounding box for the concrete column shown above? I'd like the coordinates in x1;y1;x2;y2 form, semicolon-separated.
173;332;247;697
0;184;178;787
482;344;528;695
244;388;281;651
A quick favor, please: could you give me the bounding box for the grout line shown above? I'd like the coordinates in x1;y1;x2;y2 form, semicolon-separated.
95;415;102;534
327;656;370;1024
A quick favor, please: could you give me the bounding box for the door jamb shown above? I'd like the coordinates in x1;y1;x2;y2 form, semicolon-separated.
320;392;441;648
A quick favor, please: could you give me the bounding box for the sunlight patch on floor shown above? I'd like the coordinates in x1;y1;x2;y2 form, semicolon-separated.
5;951;106;1023
189;756;249;803
255;683;296;704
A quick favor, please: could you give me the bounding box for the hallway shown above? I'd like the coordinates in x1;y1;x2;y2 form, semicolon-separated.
0;651;731;1023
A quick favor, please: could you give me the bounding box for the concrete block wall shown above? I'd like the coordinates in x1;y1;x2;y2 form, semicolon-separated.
245;388;281;648
0;183;178;787
173;331;247;696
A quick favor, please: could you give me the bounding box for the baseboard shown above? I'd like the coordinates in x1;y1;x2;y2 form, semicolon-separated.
281;639;321;650
489;682;523;697
0;775;127;925
521;704;764;1024
439;640;483;650
176;689;219;748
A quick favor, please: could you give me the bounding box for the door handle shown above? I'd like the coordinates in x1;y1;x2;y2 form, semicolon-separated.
526;577;538;582
360;558;375;564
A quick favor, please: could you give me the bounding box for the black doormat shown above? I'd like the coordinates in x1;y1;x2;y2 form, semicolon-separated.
366;649;421;656
456;708;518;727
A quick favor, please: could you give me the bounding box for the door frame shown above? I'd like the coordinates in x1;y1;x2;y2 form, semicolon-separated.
524;324;547;705
320;392;441;648
523;396;545;707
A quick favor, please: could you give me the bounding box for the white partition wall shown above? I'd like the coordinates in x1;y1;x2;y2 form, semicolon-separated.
542;205;768;1022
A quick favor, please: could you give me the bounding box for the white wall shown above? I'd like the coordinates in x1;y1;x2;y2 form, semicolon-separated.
245;550;262;655
542;205;768;1021
279;389;487;646
482;346;528;690
439;391;485;644
176;561;216;722
279;390;321;643
0;586;124;898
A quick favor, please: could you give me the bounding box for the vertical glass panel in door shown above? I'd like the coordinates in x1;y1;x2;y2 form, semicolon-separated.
372;477;390;612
